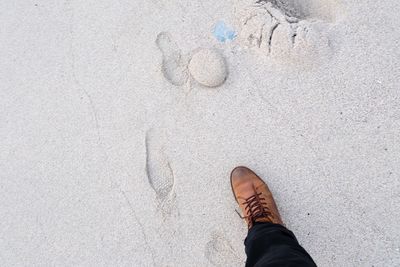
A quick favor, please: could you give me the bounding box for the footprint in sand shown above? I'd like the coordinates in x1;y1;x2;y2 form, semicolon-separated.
156;32;228;88
189;48;228;88
235;0;342;63
145;128;176;217
205;232;243;266
156;32;189;86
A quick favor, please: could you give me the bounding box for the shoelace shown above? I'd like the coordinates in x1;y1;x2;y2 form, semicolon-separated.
241;192;271;225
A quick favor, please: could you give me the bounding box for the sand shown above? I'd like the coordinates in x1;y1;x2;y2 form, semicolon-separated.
1;0;400;266
189;48;228;88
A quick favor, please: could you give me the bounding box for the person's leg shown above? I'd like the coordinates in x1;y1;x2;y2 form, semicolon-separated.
230;166;316;267
245;222;316;267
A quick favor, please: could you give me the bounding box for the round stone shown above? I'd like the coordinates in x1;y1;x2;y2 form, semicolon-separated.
188;48;228;88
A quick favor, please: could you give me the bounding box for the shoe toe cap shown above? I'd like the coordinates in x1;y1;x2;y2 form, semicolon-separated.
231;166;252;179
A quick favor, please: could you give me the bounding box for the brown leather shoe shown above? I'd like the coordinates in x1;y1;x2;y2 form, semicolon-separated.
231;166;283;228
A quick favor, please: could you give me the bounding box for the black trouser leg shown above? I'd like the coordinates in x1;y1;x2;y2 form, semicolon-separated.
245;222;317;267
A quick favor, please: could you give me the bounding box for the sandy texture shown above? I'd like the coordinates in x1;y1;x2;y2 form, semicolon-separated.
1;0;400;266
189;48;228;88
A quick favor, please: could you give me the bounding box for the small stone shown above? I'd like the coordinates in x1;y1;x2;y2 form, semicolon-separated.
188;48;228;88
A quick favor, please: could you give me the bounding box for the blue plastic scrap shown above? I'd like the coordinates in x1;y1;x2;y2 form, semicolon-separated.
213;21;237;42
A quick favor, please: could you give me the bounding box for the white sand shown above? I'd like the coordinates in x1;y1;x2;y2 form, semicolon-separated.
189;48;227;87
1;0;400;266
